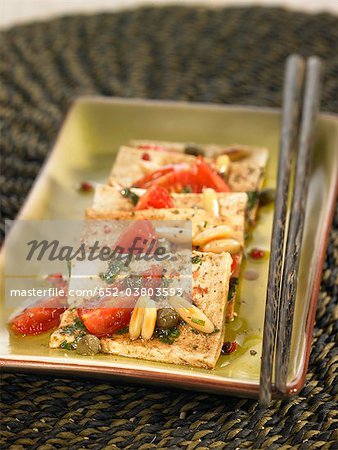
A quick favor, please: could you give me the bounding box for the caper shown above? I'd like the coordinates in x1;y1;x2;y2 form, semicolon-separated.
76;334;101;355
156;308;179;330
184;144;204;156
259;188;276;206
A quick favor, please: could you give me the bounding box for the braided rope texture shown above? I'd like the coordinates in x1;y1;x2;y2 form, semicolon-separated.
0;6;337;449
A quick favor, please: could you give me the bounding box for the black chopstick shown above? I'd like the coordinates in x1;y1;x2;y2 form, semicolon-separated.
275;57;322;394
259;54;305;406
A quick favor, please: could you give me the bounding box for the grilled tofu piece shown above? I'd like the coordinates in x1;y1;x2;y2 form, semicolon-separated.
101;251;232;369
49;252;232;369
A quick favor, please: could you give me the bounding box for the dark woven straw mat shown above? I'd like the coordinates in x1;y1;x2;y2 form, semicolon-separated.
1;6;338;449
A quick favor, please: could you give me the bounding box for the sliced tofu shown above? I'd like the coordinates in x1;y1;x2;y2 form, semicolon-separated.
49;252;232;369
101;251;232;369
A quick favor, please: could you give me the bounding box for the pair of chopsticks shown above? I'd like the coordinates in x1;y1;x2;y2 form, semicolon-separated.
260;54;322;406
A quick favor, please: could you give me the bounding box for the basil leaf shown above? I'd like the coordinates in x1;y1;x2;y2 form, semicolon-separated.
120;188;139;206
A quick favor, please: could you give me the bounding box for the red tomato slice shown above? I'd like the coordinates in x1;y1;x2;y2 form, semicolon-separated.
133;167;175;188
138;158;230;193
135;186;174;210
195;156;230;192
9;286;68;336
114;220;157;254
151;168;201;193
78;299;134;338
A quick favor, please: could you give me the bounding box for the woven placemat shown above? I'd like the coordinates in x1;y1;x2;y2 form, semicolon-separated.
1;6;337;449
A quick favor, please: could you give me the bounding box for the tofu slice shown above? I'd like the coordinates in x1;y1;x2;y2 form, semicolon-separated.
49;252;232;369
101;251;232;369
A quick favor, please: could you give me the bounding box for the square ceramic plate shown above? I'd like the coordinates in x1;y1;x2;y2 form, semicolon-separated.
1;97;337;398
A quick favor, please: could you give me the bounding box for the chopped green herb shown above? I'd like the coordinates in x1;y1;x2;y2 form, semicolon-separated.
154;327;180;344
191;255;202;264
228;278;239;302
169;328;180;338
160;335;173;344
171;209;180;214
182;185;192;193
74;317;87;331
100;258;128;284
115;326;129;335
60;340;77;350
61;318;87;335
192;318;205;326
120;188;139;206
246;191;258;211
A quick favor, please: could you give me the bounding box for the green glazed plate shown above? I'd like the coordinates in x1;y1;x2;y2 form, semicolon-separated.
1;97;337;398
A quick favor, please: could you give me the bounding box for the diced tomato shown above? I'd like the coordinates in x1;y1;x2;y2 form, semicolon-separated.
133;167;175;188
193;285;208;296
194;156;230;192
135;186;174;210
45;273;64;284
141;152;151;161
9;286;68;336
79;181;94;193
114;220;157;254
78;299;134;338
249;248;266;260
